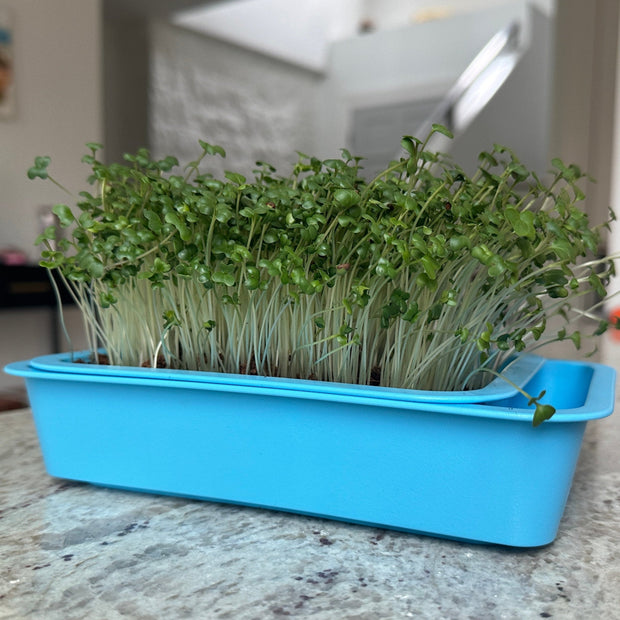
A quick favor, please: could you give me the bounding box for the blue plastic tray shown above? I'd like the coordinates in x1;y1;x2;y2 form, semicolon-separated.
26;350;546;404
5;354;615;547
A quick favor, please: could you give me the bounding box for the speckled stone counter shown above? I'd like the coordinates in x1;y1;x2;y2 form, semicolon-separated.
2;343;620;620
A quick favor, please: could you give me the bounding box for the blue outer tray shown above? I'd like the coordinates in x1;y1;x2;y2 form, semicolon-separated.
5;354;616;547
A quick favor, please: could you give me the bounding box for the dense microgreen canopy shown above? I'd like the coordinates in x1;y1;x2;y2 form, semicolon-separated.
30;126;615;424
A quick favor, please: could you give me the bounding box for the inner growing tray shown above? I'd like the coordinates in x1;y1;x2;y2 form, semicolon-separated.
26;350;546;405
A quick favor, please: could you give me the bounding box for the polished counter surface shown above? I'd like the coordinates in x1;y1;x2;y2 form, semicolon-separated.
1;343;619;619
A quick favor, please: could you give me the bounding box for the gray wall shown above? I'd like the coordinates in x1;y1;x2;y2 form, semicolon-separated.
149;21;324;179
448;6;554;175
103;5;150;164
148;4;536;176
0;0;103;258
320;2;530;164
0;0;101;388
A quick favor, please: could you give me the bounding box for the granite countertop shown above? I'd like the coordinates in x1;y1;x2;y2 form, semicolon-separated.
1;342;620;620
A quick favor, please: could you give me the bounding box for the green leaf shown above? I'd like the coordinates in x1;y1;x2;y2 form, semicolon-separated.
52;204;75;227
199;140;226;158
323;159;345;171
551;157;568;175
79;253;104;278
27;156;51;180
202;319;217;332
487;256;507;278
431;124;454;139
162;310;181;329
420;255;438;280
533;403;556;426
157;155;178;172
400;135;420;156
593;320;608;336
333;189;360;208
35;226;57;245
449;235;471;251
214;205;233;223
456;327;470;344
588;274;607;298
402;302;419;323
144;209;163;234
152;258;171;274
550;239;576;261
225;171;246;185
212;271;236;286
164;212;191;241
78;212;96;230
100;291;117;308
427;303;443;323
547;286;568;299
478;151;498;167
505;207;535;239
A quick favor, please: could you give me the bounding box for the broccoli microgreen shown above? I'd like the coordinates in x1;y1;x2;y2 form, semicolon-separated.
29;125;616;424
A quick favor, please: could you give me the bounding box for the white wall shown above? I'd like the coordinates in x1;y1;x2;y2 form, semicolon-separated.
0;0;102;388
173;0;362;72
150;20;323;178
361;0;554;29
606;9;620;306
154;2;551;174
0;0;103;259
172;0;555;74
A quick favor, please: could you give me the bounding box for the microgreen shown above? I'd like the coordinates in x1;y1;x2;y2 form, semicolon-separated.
29;126;616;424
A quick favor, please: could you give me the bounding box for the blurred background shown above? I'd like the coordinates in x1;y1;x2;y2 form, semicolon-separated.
1;0;619;398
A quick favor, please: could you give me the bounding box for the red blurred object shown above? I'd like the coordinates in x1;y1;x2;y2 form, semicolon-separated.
609;308;620;341
0;247;28;265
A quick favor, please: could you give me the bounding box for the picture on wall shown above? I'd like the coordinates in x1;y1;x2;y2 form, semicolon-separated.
0;7;15;119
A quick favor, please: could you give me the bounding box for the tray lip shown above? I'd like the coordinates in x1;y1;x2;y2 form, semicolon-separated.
21;350;546;404
4;355;616;423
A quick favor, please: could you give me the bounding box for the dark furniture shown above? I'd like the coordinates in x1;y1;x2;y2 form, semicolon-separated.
0;264;74;351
